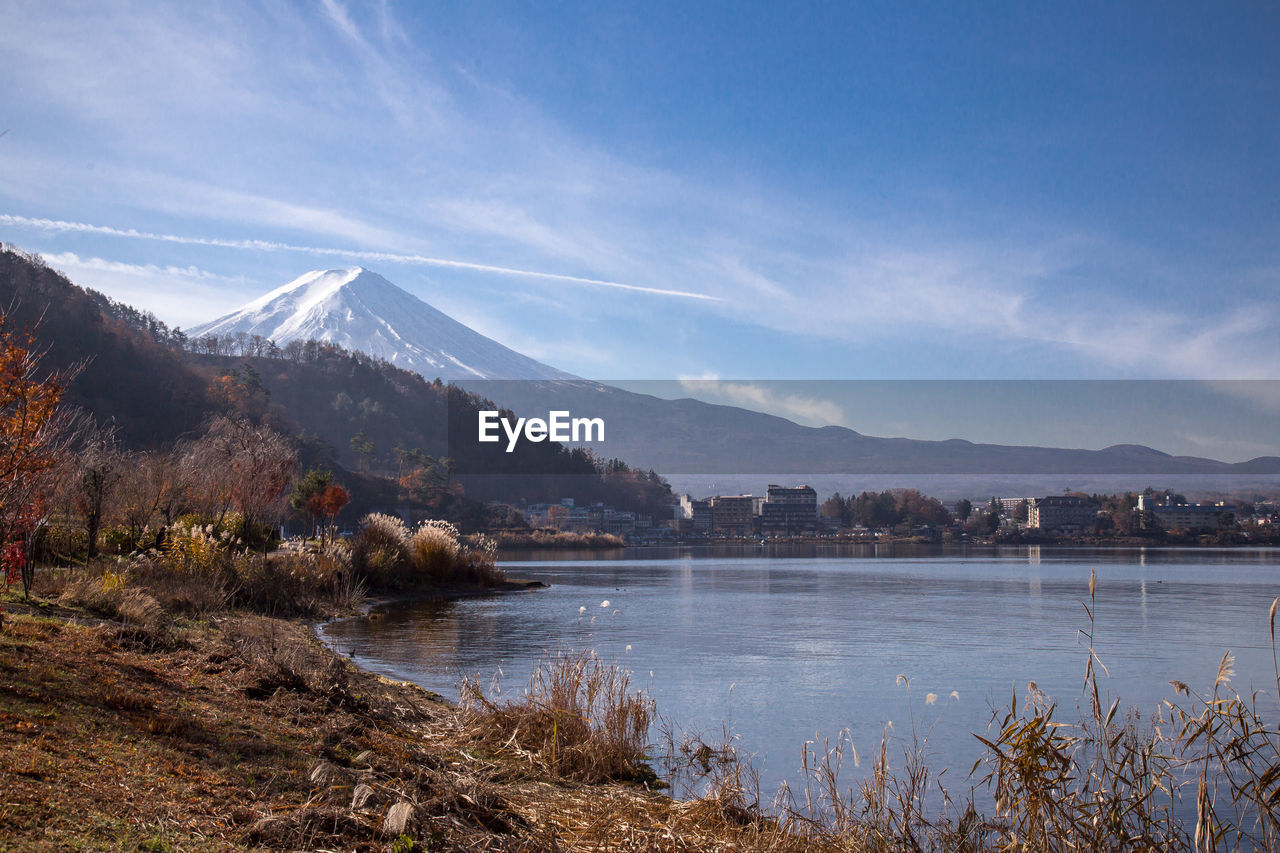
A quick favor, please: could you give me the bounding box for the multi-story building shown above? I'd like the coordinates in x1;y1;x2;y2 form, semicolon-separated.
760;484;817;535
1137;494;1235;531
599;507;638;536
1028;496;1099;531
710;495;755;535
676;494;713;533
996;497;1033;519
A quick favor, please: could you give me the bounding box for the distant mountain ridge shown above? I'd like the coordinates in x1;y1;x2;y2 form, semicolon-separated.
194;267;1280;481
466;380;1280;476
192;268;571;381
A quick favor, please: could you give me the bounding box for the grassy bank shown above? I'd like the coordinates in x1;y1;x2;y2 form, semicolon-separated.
0;593;808;852
3;558;1279;851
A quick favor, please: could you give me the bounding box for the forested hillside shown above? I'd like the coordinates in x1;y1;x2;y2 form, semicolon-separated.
0;248;213;446
0;246;673;523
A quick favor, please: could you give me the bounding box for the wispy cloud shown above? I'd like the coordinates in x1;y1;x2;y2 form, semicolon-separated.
678;379;846;426
38;251;229;282
318;0;362;45
2;1;1275;380
1;214;720;302
690;237;1280;379
36;251;252;328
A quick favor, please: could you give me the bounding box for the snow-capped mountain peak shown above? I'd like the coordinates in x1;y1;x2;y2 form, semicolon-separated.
191;267;571;380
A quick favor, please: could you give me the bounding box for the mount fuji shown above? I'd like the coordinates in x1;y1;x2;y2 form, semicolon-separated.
188;266;1280;496
191;267;571;380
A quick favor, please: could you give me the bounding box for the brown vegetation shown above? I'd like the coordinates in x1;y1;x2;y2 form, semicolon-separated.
351;513;504;590
4;564;1280;850
462;649;656;784
488;529;626;550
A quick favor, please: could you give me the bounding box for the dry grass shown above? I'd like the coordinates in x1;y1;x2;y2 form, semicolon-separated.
452;534;506;587
11;563;1280;852
52;542;361;623
228;546;357;616
409;519;461;581
59;569;168;634
351;511;412;587
127;557;232;616
0;603;814;851
1162;605;1280;851
736;570;1280;853
352;513;505;590
462;649;657;784
490;529;627;549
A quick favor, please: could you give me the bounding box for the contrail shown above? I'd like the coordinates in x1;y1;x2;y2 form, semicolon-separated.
0;213;721;302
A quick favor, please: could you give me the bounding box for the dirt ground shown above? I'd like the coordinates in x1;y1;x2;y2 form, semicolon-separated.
0;600;799;853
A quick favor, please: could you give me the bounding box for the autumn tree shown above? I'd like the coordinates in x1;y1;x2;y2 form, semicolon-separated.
896;489;952;526
210;364;269;419
0;318;80;595
73;423;125;560
394;446;458;507
186;416;297;545
115;447;189;550
289;467;349;545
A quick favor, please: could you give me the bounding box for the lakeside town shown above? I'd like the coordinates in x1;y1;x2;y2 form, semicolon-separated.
515;485;1280;544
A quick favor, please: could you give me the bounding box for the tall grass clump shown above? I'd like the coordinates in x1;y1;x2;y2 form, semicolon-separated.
462;649;656;783
1163;598;1280;852
159;519;233;579
351;514;504;589
58;566;173;648
60;568;165;630
452;533;504;587
773;699;984;851
409;519;461;581
350;512;412;587
971;569;1188;850
228;545;356;617
60;521;362;619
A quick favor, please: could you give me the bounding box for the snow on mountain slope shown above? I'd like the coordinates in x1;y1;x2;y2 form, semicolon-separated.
191;268;572;380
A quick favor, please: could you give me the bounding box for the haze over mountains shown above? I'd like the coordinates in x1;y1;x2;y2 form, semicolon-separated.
193;268;571;381
196;268;1280;486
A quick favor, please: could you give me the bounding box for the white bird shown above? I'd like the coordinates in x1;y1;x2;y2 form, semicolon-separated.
601;600;610;608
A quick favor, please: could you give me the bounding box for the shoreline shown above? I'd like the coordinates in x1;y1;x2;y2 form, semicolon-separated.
316;577;549;672
1;588;739;852
349;576;549;614
497;538;1280;561
6;554;1273;849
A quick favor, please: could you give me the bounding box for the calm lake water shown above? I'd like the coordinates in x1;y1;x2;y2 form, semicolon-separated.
318;545;1280;801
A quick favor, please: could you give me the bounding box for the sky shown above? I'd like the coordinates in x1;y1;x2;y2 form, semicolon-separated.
2;2;1279;457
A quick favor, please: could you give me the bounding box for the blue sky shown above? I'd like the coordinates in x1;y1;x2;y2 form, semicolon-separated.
2;2;1279;455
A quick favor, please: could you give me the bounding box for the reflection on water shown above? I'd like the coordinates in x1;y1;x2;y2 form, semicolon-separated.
319;545;1280;799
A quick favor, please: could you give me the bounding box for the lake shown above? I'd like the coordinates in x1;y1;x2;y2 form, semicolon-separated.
318;545;1280;804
